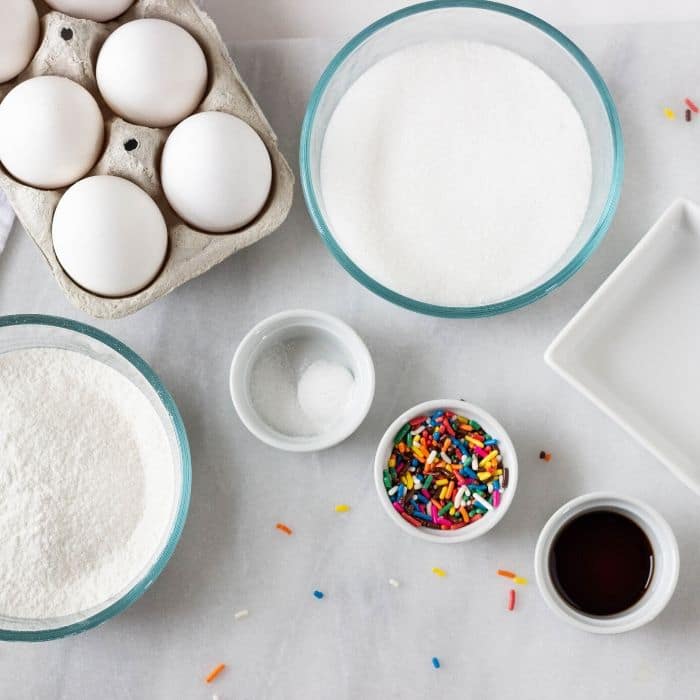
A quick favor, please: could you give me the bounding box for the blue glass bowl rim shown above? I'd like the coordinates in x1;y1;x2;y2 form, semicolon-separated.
0;314;192;642
299;0;624;318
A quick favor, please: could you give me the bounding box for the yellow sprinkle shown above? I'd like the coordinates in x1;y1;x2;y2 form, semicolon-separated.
514;576;528;585
477;471;491;482
406;472;414;490
439;486;448;500
664;107;676;120
449;507;456;516
435;479;449;486
464;435;485;448
479;451;499;467
432;567;446;577
335;504;350;513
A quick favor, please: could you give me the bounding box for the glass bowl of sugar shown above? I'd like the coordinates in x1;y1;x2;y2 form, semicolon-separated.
0;315;191;641
300;1;623;317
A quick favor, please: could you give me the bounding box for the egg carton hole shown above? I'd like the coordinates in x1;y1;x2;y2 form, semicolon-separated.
123;138;139;152
60;27;73;41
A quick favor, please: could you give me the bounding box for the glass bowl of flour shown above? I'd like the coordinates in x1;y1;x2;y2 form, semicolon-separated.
300;1;623;317
0;315;191;641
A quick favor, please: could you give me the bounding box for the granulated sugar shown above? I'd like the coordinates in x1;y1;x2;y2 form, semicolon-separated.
0;348;175;619
320;41;593;306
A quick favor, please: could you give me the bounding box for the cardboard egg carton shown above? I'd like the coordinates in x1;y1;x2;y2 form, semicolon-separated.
0;0;294;319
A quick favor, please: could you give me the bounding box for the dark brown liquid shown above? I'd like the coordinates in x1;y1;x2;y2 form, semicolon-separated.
550;510;654;616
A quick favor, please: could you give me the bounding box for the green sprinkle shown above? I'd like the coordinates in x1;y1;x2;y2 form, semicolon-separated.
423;475;433;490
469;420;482;431
394;424;410;445
438;503;452;516
383;470;392;489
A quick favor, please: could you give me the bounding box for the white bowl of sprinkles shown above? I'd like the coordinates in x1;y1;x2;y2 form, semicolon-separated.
374;399;518;543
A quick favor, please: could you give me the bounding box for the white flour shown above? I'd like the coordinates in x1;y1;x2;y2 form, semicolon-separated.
321;41;593;306
0;348;175;619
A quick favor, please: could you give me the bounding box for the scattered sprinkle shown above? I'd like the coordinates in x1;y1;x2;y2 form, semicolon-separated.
664;107;676;120
388;578;400;587
497;569;516;579
431;567;446;577
432;657;441;669
205;664;226;684
234;609;249;620
313;590;324;599
686;108;692;122
507;589;516;611
335;504;350;512
685;97;699;113
383;409;507;532
513;576;528;585
275;522;293;535
539;450;552;461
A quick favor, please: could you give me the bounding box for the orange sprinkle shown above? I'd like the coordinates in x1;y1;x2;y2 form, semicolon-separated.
276;523;293;535
459;506;469;522
205;663;226;684
497;569;516;579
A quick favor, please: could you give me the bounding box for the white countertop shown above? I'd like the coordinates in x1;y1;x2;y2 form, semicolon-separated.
2;5;700;699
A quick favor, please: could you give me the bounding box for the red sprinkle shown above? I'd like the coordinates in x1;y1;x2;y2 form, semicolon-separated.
685;98;699;113
507;589;516;611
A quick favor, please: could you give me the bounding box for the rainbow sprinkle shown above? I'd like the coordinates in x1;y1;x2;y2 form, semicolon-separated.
383;409;507;531
432;657;441;669
313;590;324;600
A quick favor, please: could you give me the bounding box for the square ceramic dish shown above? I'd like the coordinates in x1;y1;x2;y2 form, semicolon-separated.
546;199;700;495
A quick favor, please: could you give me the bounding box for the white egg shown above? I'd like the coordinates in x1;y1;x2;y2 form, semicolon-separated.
96;19;208;128
0;76;103;189
45;0;133;22
0;0;39;83
161;112;272;233
52;176;168;297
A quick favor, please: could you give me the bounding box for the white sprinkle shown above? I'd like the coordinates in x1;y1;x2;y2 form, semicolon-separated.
440;451;452;464
388;485;399;496
472;493;494;511
389;578;400;587
234;609;249;620
453;485;466;509
411;425;425;435
471;454;479;471
427;450;437;465
413;477;422;489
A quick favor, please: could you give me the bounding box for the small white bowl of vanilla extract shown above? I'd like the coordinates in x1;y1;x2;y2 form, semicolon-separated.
534;493;679;634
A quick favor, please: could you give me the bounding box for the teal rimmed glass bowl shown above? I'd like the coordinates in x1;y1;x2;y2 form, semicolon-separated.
0;315;191;641
300;0;623;317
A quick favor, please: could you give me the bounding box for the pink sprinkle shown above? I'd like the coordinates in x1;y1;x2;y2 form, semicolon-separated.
422;489;432;500
437;517;452;526
493;490;501;508
431;506;438;524
455;474;467;486
473;447;489;458
393;502;404;514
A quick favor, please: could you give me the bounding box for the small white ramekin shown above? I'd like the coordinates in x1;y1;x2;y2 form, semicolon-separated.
373;399;518;543
534;493;679;634
230;309;375;452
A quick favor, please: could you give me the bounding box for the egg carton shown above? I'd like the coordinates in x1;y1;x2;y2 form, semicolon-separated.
0;0;294;319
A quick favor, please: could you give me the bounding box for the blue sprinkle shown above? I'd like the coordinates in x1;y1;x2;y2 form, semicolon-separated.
313;590;324;599
398;484;406;498
432;411;444;418
461;466;478;479
484;439;498;446
432;657;440;669
493;480;500;490
412;511;432;523
411;458;419;467
433;432;440;440
415;494;429;504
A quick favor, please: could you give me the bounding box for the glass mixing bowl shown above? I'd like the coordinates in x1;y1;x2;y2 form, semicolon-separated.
0;315;191;641
300;0;624;317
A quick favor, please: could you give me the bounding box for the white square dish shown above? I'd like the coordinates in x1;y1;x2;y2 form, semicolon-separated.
546;199;700;495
